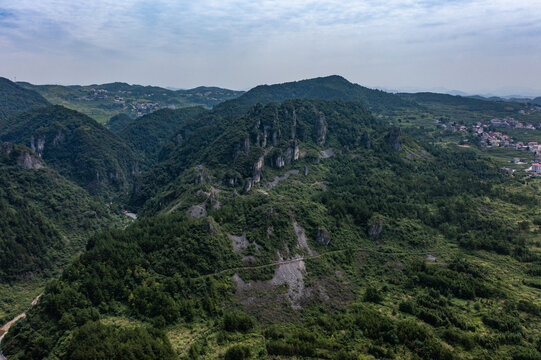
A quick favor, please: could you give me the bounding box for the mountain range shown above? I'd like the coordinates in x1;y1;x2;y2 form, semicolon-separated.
0;75;540;360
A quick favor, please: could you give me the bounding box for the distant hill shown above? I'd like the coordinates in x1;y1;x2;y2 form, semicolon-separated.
0;77;50;121
398;92;523;113
17;82;243;123
467;95;534;104
0;106;138;195
117;106;207;167
533;97;541;106
215;75;413;115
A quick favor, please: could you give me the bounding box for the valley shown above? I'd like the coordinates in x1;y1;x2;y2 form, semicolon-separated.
0;75;540;359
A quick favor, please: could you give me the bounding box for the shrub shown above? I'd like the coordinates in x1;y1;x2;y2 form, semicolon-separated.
224;345;251;360
223;311;255;332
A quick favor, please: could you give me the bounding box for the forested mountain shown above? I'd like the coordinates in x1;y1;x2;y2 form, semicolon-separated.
0;78;49;121
214;75;413;115
117;106;207;167
0;106;138;195
131;99;381;212
0;142;121;321
1;76;540;360
17;82;243;123
4;88;540;360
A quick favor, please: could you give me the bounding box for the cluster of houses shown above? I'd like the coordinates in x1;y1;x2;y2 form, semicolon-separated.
79;88;171;117
130;101;162;117
488;117;536;129
81;88;110;101
438;119;540;153
518;106;541;115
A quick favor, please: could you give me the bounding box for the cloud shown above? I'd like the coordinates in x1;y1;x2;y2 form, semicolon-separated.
0;0;540;92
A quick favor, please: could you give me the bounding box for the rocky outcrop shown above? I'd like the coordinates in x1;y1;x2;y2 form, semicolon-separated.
17;151;44;170
274;153;285;168
315;111;327;146
244;178;253;193
284;140;300;165
2;142;44;170
290;109;297;140
234;135;251;158
367;216;383;241
194;165;210;184
30;135;45;156
316;229;330;246
304;165;308;176
272;111;281;146
188;204;207;219
388;127;402;152
252;155;264;183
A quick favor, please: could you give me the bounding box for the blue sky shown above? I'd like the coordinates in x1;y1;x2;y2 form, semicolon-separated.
1;0;540;95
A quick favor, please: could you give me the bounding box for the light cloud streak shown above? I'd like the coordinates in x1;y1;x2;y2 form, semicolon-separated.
1;0;540;95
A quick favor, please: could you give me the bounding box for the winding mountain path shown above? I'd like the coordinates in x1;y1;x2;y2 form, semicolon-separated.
0;295;41;359
199;247;435;280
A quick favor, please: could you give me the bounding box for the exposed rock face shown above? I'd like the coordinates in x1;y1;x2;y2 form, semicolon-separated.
315;111;327;146
261;127;269;148
316;229;331;246
284;140;300;165
290;109;297;140
252;155;264;183
188;204;207;219
274;154;285;168
243;135;250;153
388;127;402;152
272;129;280;147
265;169;299;189
368;216;383;241
17;151;44;170
30;135;45;156
361;131;371;149
244;178;253;193
234;136;251;158
293;221;315;256
2;143;44;170
194;166;210;184
319;148;335;159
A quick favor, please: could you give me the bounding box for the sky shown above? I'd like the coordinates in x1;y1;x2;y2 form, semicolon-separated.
1;0;541;96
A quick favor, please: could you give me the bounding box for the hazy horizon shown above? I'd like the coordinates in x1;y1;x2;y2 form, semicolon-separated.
1;1;541;96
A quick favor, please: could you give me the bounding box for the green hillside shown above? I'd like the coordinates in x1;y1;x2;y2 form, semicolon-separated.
117;106;207;167
106;113;132;132
0;106;138;196
0;142;122;322
0;78;49;121
4;95;540;359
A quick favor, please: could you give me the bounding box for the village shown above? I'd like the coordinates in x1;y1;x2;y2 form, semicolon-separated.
80;88;170;117
438;116;541;176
